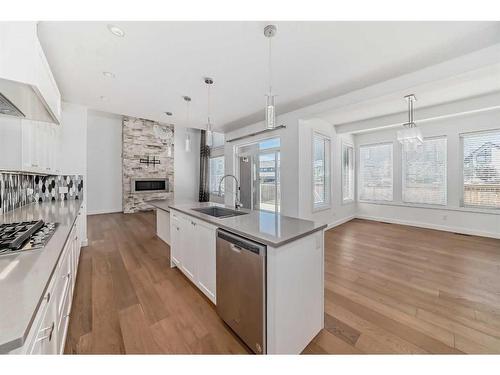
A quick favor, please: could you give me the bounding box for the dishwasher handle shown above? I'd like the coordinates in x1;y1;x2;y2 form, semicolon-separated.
217;229;266;256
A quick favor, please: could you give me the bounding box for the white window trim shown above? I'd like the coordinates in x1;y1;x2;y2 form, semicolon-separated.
341;141;355;204
208;153;225;202
357;141;394;203
459;129;500;211
401;135;448;206
312;130;331;212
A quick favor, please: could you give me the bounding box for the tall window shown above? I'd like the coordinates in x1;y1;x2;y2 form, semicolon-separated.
313;132;331;209
209;155;225;195
461;129;500;208
402;137;447;205
359;143;393;201
342;144;354;202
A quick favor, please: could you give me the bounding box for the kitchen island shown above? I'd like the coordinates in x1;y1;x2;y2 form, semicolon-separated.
150;200;326;354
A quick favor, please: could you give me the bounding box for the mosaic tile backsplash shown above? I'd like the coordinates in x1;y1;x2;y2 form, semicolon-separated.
0;173;83;214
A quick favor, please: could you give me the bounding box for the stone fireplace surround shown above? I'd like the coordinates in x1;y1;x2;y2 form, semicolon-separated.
122;116;174;213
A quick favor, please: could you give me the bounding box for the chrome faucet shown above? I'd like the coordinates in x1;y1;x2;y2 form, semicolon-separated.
218;174;242;210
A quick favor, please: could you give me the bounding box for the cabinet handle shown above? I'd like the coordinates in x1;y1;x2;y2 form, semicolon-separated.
191;221;196;226
36;322;55;342
44;292;51;303
62;272;70;279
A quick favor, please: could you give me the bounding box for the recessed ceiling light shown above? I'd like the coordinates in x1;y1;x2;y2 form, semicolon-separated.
100;96;108;101
107;24;125;37
102;71;115;78
165;112;173;116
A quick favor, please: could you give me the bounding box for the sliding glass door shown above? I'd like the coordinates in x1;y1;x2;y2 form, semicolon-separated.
255;150;280;213
237;137;281;213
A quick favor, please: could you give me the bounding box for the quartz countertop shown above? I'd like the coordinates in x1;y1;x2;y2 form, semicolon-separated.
0;200;84;353
149;200;326;247
148;199;174;212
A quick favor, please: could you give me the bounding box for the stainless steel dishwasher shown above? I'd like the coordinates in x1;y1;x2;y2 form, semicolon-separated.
216;229;266;354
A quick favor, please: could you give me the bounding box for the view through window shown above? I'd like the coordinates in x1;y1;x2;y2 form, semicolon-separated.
359;143;393;201
342;144;354;202
462;130;500;208
209;156;225;195
402;137;447;205
313;133;330;209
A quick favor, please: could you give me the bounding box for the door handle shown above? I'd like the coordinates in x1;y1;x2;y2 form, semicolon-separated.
36;322;55;342
230;244;242;253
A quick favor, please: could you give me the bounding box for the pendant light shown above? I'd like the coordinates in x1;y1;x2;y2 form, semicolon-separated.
397;94;423;151
264;24;277;130
204;77;214;147
183;95;192;152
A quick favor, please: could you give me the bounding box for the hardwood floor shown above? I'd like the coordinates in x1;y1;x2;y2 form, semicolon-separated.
65;213;500;354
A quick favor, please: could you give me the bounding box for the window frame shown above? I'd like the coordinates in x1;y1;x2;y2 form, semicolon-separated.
311;130;331;212
460;129;500;210
401;135;448;207
208;146;225;200
341;142;355;204
357;141;394;203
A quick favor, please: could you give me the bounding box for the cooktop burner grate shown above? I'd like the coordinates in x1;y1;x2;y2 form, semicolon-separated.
0;220;58;256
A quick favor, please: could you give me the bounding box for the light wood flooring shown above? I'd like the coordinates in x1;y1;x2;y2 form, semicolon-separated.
65;212;500;354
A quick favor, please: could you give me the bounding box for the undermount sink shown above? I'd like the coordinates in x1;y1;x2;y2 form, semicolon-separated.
191;206;248;218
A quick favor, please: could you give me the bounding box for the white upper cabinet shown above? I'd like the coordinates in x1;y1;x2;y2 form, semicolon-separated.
0;22;61;124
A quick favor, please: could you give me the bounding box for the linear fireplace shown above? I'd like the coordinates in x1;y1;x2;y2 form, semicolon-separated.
131;178;169;193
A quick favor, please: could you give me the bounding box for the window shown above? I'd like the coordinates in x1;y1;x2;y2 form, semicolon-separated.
312;132;331;209
359;143;393;201
209;156;225;195
461;129;500;208
402;137;447;205
342;144;354;202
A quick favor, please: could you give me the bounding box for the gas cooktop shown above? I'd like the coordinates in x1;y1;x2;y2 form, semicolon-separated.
0;220;58;256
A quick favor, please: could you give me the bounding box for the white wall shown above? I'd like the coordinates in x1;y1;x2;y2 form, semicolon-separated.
224;110;356;225
354;109;500;238
86;110;123;215
224;112;300;218
298;118;356;226
59;102;87;175
174;126;201;203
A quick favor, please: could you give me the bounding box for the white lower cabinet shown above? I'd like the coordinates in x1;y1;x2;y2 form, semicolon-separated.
28;280;57;354
13;204;84;354
170;210;217;304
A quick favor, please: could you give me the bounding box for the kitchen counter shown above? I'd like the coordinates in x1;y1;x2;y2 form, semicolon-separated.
0;200;84;353
150;200;326;247
148;199;174;213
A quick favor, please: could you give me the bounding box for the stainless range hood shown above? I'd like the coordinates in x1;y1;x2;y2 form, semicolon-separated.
0;77;58;124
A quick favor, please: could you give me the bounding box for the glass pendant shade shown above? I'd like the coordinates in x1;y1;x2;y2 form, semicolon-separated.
185;134;191;152
265;94;276;130
206;126;213;147
397;127;423;151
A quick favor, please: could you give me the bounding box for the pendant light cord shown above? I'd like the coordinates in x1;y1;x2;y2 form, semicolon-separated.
207;83;211;127
268;36;273;96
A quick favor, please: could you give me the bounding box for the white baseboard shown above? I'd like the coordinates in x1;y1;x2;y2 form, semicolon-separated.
87;208;123;215
356;214;500;240
326;215;356;230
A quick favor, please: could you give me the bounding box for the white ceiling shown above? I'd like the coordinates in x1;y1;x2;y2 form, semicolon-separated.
37;21;500;132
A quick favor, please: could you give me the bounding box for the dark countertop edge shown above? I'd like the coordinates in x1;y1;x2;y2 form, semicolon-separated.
0;201;83;354
168;205;327;248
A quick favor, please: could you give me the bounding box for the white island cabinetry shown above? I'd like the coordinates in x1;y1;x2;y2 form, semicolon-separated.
169;210;217;304
157;203;326;354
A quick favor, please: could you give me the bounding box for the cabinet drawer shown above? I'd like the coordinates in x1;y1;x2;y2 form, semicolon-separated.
53;243;72;320
56;281;72;354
